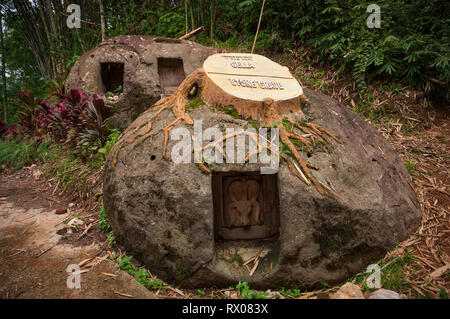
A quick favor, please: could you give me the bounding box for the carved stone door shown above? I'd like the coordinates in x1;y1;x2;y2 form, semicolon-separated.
212;171;280;240
157;58;185;94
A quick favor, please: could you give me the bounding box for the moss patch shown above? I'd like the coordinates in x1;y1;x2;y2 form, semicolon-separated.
221;106;242;119
186;95;205;112
175;260;192;282
314;224;356;256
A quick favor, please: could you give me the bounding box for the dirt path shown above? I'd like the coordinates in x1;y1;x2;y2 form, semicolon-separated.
0;168;157;299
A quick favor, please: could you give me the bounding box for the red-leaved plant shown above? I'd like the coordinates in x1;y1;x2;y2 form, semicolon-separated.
13;88;113;159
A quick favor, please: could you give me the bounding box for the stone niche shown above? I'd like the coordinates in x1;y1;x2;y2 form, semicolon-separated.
100;62;124;93
65;35;216;128
157;58;185;94
212;171;280;240
103;53;421;289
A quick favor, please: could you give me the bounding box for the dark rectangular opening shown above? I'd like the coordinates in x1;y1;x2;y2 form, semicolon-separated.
212;171;280;240
100;62;124;93
157;58;185;94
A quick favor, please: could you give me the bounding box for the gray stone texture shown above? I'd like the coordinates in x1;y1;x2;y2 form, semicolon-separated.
103;87;421;288
65;35;216;128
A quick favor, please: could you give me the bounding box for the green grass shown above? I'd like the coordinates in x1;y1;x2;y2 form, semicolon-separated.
345;252;416;295
404;161;417;177
107;232;116;245
117;255;166;290
279;286;303;298
44;153;83;190
0;140;60;170
381;253;415;291
98;204;116;245
98;205;112;233
296;71;327;89
186;95;205;112
197;289;206;296
236;282;268;299
221;106;242;119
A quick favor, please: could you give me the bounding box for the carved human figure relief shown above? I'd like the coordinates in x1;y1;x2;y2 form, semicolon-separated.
226;179;263;227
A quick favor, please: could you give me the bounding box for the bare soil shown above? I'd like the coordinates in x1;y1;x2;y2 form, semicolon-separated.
0;167;157;299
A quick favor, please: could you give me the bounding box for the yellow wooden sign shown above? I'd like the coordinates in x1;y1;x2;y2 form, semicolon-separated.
203;53;303;102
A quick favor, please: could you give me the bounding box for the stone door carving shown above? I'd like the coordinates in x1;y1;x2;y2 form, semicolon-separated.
224;178;263;227
212;172;280;240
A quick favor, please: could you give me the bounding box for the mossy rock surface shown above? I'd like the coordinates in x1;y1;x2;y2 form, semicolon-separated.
103;87;420;289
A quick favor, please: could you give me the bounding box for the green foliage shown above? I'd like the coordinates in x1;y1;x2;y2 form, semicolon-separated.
3;0;447;128
221;106;241;119
91;128;120;167
96;128;121;159
236;282;269;299
0;140;60;170
118;255;135;272
108;252;119;262
44;153;81;190
281;119;293;131
380;252;414;291
65;55;80;71
9;87;119;170
105;1;185;38
321;281;331;288
107;232;116;245
98;205;112;233
197;289;206;296
3;0;448;123
279;286;302;298
351;252;416;293
118;255;166;290
186;96;205;112
404;161;417;177
207;0;450;99
98;203;117;245
289;0;449;99
153;12;186;38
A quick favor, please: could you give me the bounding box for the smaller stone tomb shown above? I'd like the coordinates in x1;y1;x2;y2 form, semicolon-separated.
65;35;216;128
212;172;280;240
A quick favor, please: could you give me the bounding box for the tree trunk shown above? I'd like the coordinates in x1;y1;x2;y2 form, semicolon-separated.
190;0;195;31
0;9;7;123
209;0;214;40
37;0;56;77
44;0;62;74
185;0;189;34
13;0;51;78
99;0;106;41
200;0;205;26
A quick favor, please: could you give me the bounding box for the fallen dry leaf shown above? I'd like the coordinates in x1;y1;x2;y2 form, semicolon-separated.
428;264;450;279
